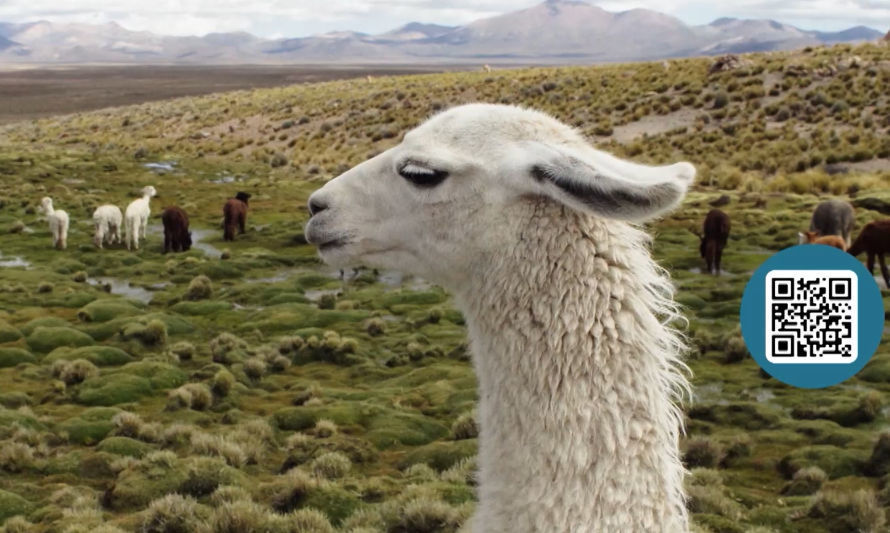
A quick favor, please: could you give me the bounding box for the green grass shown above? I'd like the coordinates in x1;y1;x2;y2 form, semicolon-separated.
0;42;888;531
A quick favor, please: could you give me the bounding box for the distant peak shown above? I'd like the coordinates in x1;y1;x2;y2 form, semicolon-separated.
710;17;738;26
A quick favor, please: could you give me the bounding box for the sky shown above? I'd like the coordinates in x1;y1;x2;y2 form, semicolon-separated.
0;0;887;38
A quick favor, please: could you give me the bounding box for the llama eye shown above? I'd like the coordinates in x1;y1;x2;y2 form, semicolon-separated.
398;162;448;188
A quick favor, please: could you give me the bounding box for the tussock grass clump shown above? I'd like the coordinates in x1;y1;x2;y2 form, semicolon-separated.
111;411;144;439
683;436;724;468
0;516;34;533
403;463;437;482
186;275;213;301
208;500;269;533
313;419;337;438
179;457;239;498
266;469;317;513
160;423;196;447
723;334;749;364
243;357;266;381
141;494;204;533
190;432;247;467
52;358;100;386
211;369;235;397
807;489;886;533
310;451;351;479
378;496;469;533
364;318;385;336
210;333;248;364
451;410;478;440
121;319;167;346
72;271;87;283
282;508;334;533
440;456;477;485
864;432;890;476
210;485;252;507
169;341;196;361
167;383;213;411
37;282;53;293
0;442;34;473
781;466;827;495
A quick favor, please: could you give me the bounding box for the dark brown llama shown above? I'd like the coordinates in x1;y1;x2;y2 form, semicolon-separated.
698;209;730;275
223;192;250;241
161;206;192;253
848;219;890;288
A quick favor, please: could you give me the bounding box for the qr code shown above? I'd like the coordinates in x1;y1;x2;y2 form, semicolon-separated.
765;270;857;364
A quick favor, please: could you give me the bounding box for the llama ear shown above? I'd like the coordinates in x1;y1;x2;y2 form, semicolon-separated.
510;141;695;221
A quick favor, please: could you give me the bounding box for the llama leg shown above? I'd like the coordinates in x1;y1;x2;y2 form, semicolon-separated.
867;252;876;275
164;230;171;254
879;254;890;289
239;213;246;234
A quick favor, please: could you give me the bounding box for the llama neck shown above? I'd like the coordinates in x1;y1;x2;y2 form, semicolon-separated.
454;202;688;532
44;204;54;216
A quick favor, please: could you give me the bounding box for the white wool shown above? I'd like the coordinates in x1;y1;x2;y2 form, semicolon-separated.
40;197;69;250
305;103;694;532
92;204;123;249
124;186;156;251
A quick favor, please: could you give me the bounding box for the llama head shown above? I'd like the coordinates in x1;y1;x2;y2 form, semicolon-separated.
235;192;251;204
142;186;157;198
305;103;694;287
800;231;818;243
40;197;53;211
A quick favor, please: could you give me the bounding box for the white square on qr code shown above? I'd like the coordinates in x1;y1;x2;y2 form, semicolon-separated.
765;270;857;364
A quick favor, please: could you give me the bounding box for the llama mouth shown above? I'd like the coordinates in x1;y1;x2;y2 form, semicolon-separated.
318;238;350;252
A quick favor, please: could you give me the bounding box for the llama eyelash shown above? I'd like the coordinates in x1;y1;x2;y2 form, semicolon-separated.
397;161;449;187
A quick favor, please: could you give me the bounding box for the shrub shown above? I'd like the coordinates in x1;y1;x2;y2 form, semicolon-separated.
807;489;886;533
53;358;100;386
186;275;213;301
179;457;238;498
141;494;203;533
121;320;167;346
311;451;351;479
782;466;827;495
243;358;266;381
211;370;235;397
451;410;478;440
683;436;724;468
210;333;248;364
169;341;196;360
313;419;338;438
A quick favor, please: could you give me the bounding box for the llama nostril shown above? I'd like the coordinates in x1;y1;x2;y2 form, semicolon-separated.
308;197;328;216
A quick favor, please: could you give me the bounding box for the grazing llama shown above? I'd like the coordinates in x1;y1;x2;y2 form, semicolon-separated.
697;208;730;275
798;199;854;247
305;104;694;532
161;206;192;253
223;192;250;241
40;197;69;250
92;204;123;249
124;186;157;250
848;219;890;288
799;230;846;251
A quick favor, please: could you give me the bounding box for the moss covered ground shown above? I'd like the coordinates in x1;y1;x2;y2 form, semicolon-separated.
0;42;889;532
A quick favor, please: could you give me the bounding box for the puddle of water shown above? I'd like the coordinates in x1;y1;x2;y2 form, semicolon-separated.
233;303;265;312
87;277;154;304
144;161;177;173
209;173;243;184
0;252;30;268
304;288;341;301
148;225;223;259
688;267;702;274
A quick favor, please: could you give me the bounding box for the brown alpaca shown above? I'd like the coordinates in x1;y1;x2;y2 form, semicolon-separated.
697;209;730;275
801;231;847;250
848;220;890;288
161;206;192;253
223;191;250;241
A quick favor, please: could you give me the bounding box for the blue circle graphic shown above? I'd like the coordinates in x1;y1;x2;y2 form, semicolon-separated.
739;244;885;388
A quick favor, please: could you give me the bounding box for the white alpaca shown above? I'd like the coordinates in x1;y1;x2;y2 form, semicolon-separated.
40;197;69;250
124;186;157;251
305;104;694;532
92;204;123;249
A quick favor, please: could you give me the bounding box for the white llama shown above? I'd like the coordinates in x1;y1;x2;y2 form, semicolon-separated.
124;186;157;251
305;104;694;532
92;204;123;249
40;197;69;250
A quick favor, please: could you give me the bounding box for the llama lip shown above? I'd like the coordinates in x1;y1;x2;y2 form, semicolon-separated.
318;238;350;251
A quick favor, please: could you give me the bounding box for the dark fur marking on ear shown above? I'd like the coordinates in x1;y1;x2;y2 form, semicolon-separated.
530;164;677;213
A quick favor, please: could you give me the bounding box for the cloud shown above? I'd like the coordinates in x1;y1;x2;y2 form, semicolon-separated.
0;0;886;37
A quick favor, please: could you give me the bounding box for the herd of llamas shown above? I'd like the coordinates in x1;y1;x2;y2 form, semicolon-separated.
23;103;890;531
38;188;251;253
699;198;890;287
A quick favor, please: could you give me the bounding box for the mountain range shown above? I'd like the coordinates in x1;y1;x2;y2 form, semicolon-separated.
0;0;884;65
